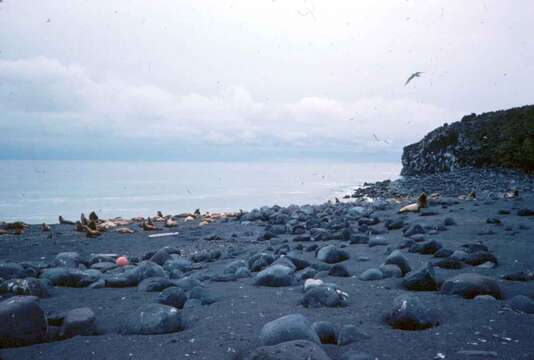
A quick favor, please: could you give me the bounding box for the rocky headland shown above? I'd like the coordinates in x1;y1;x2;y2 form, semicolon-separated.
0;106;533;360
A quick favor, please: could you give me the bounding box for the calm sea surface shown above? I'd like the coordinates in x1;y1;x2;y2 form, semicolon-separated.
0;160;400;224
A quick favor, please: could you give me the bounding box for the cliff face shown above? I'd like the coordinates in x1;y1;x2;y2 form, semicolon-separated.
401;105;534;175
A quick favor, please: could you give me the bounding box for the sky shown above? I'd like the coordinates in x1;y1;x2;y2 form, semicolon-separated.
0;0;533;161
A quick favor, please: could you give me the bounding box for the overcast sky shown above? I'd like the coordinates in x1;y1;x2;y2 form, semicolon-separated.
1;0;533;161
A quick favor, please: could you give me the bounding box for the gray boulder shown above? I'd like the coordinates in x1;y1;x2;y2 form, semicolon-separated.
122;304;183;335
317;246;349;264
60;307;96;338
259;314;320;346
246;340;331;360
0;296;47;348
254;265;294;287
386;295;438;330
440;273;502;299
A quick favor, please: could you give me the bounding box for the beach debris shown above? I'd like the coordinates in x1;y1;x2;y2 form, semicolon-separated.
148;232;179;238
116;256;129;266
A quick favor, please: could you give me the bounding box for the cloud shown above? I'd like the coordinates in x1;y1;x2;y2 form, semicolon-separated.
0;57;460;158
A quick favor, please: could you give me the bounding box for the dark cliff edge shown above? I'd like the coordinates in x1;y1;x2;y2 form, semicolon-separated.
401;105;534;176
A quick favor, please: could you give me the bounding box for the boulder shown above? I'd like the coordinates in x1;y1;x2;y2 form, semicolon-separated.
509;295;534;314
440;273;503;299
0;296;47;347
254;265;294;287
122;304;183;335
60;307;96;338
385;295;438;330
337;325;371;345
317;246;349;264
0;278;49;298
259;314;320;346
158;287;187;309
384;250;411;275
246;340;331;360
301;285;348;308
137;277;176;292
311;321;337;344
359;268;383;281
403;263;438;291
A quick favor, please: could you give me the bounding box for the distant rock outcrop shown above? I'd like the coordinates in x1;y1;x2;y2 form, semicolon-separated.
401;105;534;175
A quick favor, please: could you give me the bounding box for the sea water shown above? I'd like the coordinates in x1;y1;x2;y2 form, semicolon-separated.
0;160;400;223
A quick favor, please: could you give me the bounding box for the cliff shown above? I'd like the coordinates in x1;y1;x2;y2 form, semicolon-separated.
401;105;534;175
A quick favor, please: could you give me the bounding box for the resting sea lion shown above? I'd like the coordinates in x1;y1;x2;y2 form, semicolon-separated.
80;213;88;226
89;211;99;222
42;223;51;232
82;225;101;237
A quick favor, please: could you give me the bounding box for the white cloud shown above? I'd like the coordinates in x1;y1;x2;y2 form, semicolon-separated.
0;57;460;155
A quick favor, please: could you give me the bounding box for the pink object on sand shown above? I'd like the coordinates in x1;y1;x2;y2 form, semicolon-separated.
116;256;129;266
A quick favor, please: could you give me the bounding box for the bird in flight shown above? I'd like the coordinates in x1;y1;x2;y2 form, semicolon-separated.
405;72;423;86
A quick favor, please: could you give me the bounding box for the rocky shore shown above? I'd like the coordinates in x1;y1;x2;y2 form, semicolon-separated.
1;166;534;360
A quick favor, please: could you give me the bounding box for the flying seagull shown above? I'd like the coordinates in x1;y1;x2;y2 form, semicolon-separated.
405;72;423;86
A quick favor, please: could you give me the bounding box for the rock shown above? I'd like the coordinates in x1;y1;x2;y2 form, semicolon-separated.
328;264;350;277
158;287;187;309
410;240;442;255
517;208;534;216
259;314;320;346
254;265;294;287
189;286;216;305
224;260;248;274
0;262;28;280
443;217;457;226
311;321;337;344
248;253;275;272
317;246;349;264
163;259;193;274
173;277;201;292
403;224;425;237
301;285;348;308
464;251;498;266
403;263;438;291
40;268;101;287
349;235;369;244
368;237;389;247
440;273;503;299
434;258;464;270
379;264;403;278
246;340;331;360
400;105;534;175
450;250;468;261
340;352;374;360
359;268;383;281
137;277;176;292
0;296;47;348
0;278;49;298
60;307;96;338
501;271;534;282
384;250;412;275
385;295;438;330
149;249;172;266
457;350;498;358
337;325;370;345
53;252;83;268
433;248;453;258
508;295;534;314
122;304;183;335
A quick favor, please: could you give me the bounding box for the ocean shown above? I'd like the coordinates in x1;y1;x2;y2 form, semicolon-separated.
0;160;400;224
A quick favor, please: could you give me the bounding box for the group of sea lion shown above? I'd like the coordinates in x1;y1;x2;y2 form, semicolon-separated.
53;208;241;238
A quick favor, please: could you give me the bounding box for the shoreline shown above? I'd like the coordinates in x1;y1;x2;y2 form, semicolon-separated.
1;167;534;359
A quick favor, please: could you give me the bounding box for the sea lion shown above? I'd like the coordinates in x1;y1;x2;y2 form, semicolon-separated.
75;221;84;232
116;227;134;234
0;229;8;235
417;192;428;209
80;213;88;226
59;216;75;225
164;218;177;228
399;192;428;213
142;220;157;231
89;211;99;222
467;191;476;200
97;221;117;231
157;211;164;218
42;223;51;232
82;225;101;237
88;220;98;231
194;208;201;217
147;217;154;226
